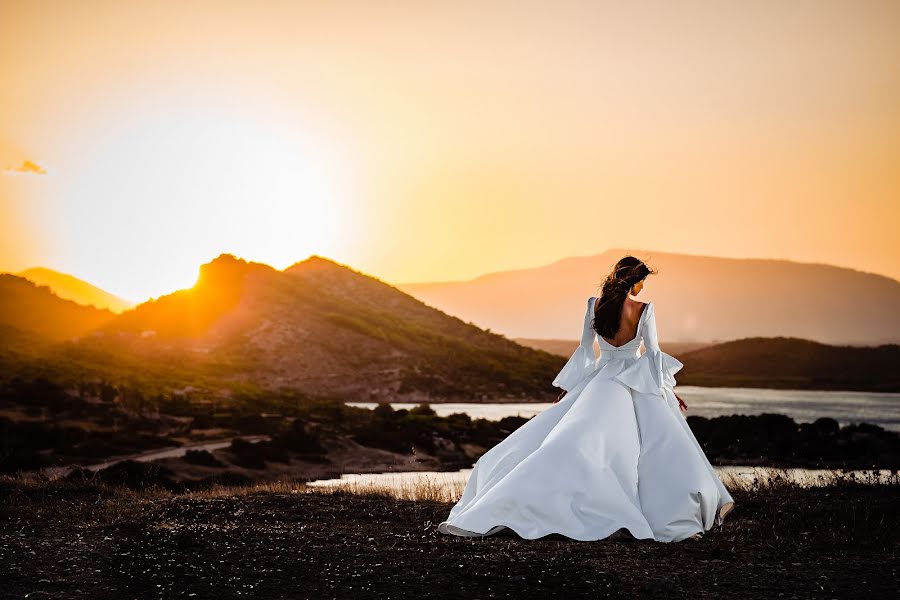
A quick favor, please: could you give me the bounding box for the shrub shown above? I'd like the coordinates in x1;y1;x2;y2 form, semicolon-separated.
409;403;436;417
183;450;225;467
229;438;291;469
274;420;327;455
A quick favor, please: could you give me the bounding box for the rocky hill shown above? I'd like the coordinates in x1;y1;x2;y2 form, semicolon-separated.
1;254;565;403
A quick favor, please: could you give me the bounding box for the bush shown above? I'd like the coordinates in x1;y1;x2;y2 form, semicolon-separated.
189;415;214;430
409;403;436;417
66;460;179;491
373;402;395;420
228;438;291;469
183;450;224;467
274;420;327;455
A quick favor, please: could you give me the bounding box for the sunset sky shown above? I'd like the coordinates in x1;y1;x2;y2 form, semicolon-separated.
2;0;899;302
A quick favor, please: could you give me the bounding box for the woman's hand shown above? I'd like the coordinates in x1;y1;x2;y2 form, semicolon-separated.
675;392;688;413
556;389;567;403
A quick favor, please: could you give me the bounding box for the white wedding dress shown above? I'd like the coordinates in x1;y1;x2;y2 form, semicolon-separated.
438;297;735;542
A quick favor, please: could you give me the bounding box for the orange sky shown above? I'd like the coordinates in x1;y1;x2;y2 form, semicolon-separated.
2;0;899;302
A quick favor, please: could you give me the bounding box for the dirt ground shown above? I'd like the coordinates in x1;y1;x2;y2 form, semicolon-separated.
1;479;898;599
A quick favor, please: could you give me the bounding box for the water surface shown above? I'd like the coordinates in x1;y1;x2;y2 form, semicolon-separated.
348;386;900;431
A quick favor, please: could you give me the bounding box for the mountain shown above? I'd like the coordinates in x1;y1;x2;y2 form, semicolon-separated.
13;267;134;313
5;252;895;401
98;253;278;339
395;249;900;345
2;254;565;403
0;274;116;341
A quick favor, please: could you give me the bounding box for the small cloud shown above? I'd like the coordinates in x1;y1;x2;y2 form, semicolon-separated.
2;160;47;175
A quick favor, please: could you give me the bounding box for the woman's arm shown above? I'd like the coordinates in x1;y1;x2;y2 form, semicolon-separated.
551;297;598;394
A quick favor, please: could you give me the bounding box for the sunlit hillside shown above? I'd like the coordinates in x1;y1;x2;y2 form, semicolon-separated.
0;254;566;403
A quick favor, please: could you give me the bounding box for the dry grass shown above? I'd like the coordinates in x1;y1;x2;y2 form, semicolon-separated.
3;466;898;555
719;465;900;492
4;466;897;509
298;466;900;504
0;471;163;527
183;465;900;505
715;466;900;550
3;477;898;600
175;473;467;503
304;473;468;503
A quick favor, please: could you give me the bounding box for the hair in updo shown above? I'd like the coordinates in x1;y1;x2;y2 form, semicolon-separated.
592;256;657;339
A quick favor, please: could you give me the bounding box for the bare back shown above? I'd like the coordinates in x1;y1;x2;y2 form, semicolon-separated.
595;298;647;348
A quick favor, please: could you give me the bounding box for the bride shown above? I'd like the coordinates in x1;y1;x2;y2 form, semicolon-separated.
437;256;735;542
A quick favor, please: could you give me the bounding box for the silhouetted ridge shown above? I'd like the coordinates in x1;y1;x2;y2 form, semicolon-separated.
13;267;134;313
677;336;900;391
195;253;277;292
0;274;115;341
103;255;278;339
286;254;344;269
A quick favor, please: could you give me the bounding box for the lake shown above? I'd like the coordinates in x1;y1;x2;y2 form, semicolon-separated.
348;385;900;431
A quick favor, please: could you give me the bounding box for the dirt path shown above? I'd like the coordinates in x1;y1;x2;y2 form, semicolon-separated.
40;436;271;479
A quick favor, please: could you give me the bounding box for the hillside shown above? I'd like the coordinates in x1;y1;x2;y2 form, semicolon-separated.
396;248;900;345
516;334;900;392
0;254;566;403
13;267;135;313
5;253;897;401
0;274;116;341
676;336;900;392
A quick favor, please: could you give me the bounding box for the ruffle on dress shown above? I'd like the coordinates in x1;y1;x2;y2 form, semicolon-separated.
551;345;597;392
613;348;684;397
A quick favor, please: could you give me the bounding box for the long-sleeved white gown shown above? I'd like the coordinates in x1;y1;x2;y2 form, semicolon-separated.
437;297;735;542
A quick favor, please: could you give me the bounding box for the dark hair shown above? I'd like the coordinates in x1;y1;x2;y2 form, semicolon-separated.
592;256;657;339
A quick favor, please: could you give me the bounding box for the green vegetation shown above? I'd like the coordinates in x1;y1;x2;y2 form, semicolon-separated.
677;336;900;392
3;374;900;481
0;376;526;480
687;413;900;469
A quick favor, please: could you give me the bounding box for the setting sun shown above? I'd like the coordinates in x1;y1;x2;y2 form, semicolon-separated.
22;91;358;301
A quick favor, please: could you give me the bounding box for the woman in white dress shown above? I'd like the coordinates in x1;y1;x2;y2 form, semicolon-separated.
438;256;734;542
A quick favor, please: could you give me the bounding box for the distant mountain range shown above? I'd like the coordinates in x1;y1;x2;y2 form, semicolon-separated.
515;335;899;393
396;248;900;345
1;251;897;400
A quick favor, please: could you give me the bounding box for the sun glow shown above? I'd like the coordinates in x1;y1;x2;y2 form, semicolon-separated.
41;96;358;302
3;1;899;294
